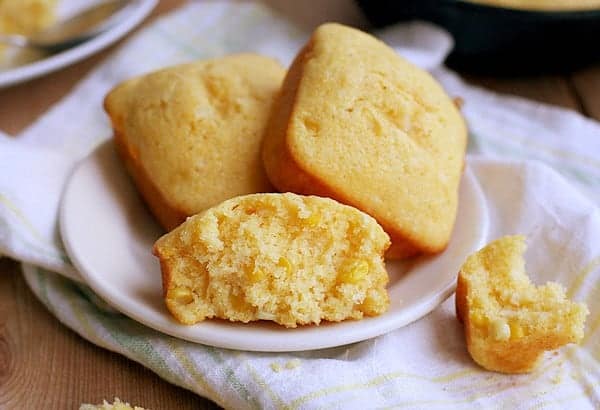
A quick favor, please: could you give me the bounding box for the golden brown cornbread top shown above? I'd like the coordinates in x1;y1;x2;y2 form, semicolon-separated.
104;54;285;218
284;23;467;252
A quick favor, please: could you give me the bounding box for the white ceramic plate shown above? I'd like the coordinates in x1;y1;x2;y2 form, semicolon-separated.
0;0;156;88
60;141;489;352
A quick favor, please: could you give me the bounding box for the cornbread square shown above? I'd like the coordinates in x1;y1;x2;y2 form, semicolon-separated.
456;235;589;373
104;54;285;230
262;23;467;259
153;193;390;328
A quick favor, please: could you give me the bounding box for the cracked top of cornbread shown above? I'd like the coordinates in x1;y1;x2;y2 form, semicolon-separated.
104;54;285;230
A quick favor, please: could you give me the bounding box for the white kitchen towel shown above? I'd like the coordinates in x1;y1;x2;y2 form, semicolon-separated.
1;1;599;409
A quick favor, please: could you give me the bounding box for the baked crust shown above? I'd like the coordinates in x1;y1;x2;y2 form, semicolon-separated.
153;193;391;327
262;24;466;259
104;54;284;231
456;235;588;373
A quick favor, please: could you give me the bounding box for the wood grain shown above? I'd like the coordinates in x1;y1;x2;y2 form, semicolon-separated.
0;259;219;410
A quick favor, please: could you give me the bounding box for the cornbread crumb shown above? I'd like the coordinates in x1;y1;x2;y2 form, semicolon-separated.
270;363;282;373
285;359;301;370
79;398;146;410
262;23;467;259
456;235;589;374
104;54;284;230
153;193;390;328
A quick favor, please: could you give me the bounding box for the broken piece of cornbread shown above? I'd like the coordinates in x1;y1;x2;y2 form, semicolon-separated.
456;235;588;373
0;0;57;58
79;398;146;410
153;193;390;328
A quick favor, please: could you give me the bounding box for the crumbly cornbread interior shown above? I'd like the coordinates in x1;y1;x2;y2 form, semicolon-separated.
456;235;588;373
153;193;390;328
0;0;57;35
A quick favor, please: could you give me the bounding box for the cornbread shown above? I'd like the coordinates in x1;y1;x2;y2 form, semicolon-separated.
0;0;57;35
104;54;285;230
0;0;57;58
456;235;589;374
79;398;146;410
153;193;390;328
262;23;467;259
465;0;600;11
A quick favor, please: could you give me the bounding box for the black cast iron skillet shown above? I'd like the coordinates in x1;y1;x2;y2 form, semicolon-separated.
356;0;600;74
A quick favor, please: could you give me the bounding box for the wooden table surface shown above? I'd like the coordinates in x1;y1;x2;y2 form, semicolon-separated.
1;1;599;409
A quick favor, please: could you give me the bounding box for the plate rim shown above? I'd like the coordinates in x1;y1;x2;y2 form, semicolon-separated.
60;141;489;352
0;0;157;88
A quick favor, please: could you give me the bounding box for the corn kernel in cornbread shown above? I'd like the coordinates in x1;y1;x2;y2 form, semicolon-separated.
153;193;390;328
104;54;285;230
456;235;589;374
262;23;467;259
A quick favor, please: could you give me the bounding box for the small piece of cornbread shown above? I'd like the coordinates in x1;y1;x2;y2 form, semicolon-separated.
153;193;390;328
456;235;589;373
79;398;146;410
465;0;600;11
